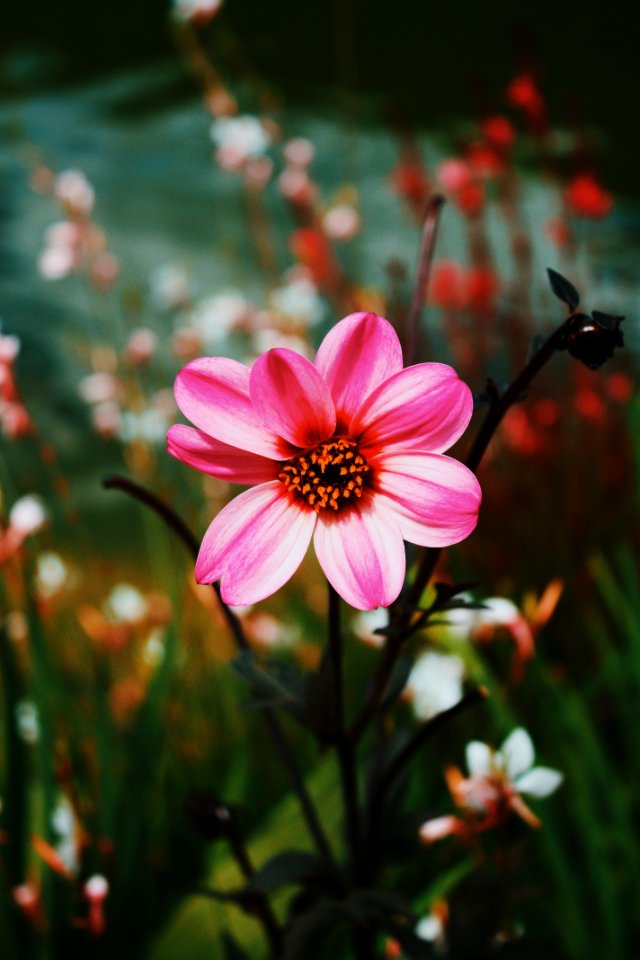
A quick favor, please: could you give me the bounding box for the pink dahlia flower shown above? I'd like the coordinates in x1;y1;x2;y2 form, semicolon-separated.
168;312;481;610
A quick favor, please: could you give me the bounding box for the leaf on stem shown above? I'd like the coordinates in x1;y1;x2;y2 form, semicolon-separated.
246;851;328;894
546;267;580;311
231;651;307;721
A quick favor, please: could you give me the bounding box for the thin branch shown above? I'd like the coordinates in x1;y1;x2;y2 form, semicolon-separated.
405;194;445;365
373;687;488;809
327;583;361;883
103;474;337;876
349;315;574;744
102;474;248;651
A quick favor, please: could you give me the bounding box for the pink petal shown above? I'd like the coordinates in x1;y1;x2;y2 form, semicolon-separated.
167;424;278;484
352;363;474;455
195;481;315;604
175;357;291;459
250;348;336;448
313;498;405;610
314;312;404;426
373;453;481;547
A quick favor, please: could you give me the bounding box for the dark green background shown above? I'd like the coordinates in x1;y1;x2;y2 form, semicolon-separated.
2;2;638;193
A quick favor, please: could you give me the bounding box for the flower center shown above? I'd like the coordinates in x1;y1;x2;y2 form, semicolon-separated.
278;438;371;514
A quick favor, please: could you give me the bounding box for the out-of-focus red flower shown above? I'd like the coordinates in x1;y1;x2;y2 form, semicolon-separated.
606;371;633;404
389;160;430;213
575;386;606;423
506;73;545;119
467;141;505;179
455;181;485;216
481;115;516;151
466;266;500;313
289;228;337;286
533;398;560;428
564;174;613;219
428;261;468;310
501;407;545;457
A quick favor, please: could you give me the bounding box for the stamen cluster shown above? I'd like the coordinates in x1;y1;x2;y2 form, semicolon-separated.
278;437;370;514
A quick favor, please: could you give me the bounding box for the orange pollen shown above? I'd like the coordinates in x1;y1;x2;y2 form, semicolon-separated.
278;438;371;514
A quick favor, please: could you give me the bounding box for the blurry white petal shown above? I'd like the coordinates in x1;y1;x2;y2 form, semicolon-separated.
465;740;492;776
516;766;563;797
502;727;535;778
416;914;444;942
407;652;464;721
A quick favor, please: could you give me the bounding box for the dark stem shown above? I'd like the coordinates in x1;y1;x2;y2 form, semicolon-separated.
372;687;487;815
103;474;336;875
349;315;573;744
405;194;445;365
261;709;337;871
226;823;284;958
102;474;248;652
327;583;361;883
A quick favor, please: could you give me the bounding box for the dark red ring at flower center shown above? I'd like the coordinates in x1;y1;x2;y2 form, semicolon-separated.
278;437;371;514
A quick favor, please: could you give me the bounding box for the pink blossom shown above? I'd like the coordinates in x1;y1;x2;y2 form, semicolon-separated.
54;170;95;217
436;158;472;193
124;328;158;365
322;205;361;242
283;138;315;168
168;312;481;609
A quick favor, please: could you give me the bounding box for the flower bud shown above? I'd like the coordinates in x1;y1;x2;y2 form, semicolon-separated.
563;311;624;369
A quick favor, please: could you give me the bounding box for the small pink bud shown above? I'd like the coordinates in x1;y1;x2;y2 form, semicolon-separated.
124;329;157;365
322;205;361;242
283;138;315;168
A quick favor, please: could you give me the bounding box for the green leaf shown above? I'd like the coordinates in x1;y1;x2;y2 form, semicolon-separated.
231;651;307;723
247;851;327;893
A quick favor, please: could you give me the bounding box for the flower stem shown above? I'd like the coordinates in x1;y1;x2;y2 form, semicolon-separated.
371;687;487;815
327;583;361;883
405;194;445;365
406;317;572;608
223;821;285;958
102;474;248;652
102;474;336;874
349;315;574;743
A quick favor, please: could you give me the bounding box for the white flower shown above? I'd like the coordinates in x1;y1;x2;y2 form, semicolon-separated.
54;170;95;216
84;874;109;900
52;797;80;875
191;292;250;346
78;372;120;406
352;607;388;648
322;204;361;242
105;584;147;624
16;701;39;744
211;116;270;170
149;263;191;310
142;629;165;668
36;552;68;599
406;651;465;720
119;408;170;445
173;0;222;22
0;334;20;365
466;727;563;798
269;275;325;327
9;496;47;538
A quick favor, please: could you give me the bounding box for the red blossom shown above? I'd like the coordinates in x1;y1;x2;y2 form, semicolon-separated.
506;73;545;119
564;173;614;219
481;115;516;150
